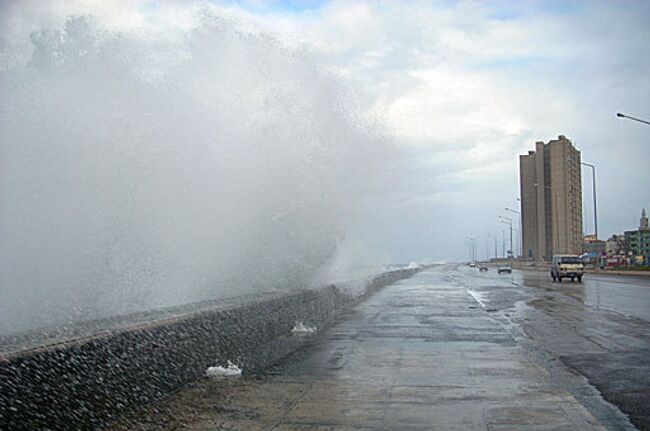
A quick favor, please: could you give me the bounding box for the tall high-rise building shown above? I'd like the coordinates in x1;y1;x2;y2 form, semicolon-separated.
519;135;583;261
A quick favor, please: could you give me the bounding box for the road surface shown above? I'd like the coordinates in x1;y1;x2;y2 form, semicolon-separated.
511;269;650;321
111;265;650;430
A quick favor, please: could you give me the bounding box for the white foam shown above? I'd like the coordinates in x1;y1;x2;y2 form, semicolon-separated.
291;321;317;335
206;360;242;377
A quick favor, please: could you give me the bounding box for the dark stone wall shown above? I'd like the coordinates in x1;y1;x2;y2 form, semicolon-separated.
0;269;418;430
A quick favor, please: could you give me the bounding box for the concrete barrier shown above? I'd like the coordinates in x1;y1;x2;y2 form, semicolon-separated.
0;268;419;430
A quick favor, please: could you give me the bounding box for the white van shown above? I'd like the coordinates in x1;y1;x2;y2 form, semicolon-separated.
550;255;584;282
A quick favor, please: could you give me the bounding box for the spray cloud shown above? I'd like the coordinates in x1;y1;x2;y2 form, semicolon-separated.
0;6;398;333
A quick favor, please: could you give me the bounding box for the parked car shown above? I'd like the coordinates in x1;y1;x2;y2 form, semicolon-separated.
497;265;512;274
479;266;488;272
550;255;584;282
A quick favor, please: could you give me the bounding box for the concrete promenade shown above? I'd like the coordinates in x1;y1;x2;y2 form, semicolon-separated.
113;266;644;430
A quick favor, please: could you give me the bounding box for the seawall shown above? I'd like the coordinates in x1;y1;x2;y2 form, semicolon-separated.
0;268;419;430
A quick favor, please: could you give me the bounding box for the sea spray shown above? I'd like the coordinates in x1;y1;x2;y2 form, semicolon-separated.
0;8;399;334
206;360;242;378
291;321;317;335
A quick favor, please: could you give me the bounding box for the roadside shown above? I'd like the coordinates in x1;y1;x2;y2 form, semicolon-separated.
586;268;650;277
490;260;650;278
461;265;650;430
110;266;634;430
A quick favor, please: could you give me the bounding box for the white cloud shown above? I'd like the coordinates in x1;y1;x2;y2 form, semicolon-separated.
1;0;649;264
253;0;650;259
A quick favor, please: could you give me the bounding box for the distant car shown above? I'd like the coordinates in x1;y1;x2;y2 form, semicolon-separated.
550;255;583;282
469;262;476;268
497;265;512;274
479;266;488;272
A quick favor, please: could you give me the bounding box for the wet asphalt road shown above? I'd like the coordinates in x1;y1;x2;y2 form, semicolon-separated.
455;266;650;430
113;265;650;430
510;269;650;322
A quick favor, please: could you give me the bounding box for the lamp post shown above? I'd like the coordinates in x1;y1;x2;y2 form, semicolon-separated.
484;238;489;261
465;237;476;262
567;155;598;240
505;207;521;257
617;112;650;126
581;162;598;239
487;233;497;259
499;216;513;259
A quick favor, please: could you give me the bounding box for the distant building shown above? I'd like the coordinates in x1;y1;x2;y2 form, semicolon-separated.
583;234;605;255
519;135;583;261
605;234;626;255
624;209;650;265
582;234;606;267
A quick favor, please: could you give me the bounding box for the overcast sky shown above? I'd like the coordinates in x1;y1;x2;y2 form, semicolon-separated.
239;0;650;261
2;0;649;263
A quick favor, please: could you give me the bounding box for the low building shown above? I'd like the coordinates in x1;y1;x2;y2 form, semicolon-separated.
583;234;606;267
624;209;650;266
583;235;606;254
605;234;626;255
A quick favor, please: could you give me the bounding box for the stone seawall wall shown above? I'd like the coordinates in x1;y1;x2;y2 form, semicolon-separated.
0;269;419;430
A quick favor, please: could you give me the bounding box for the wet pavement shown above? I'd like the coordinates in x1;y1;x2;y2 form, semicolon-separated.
112;265;650;430
512;269;650;322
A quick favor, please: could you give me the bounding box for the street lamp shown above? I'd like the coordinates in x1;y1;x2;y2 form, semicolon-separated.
617;112;650;127
465;237;477;262
484;238;490;261
581;162;598;239
499;216;513;259
566;156;598;240
487;233;497;260
500;220;512;258
505;207;521;257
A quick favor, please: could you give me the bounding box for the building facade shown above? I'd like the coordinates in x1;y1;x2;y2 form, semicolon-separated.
519;135;583;261
605;234;626;255
624;209;650;265
583;234;606;255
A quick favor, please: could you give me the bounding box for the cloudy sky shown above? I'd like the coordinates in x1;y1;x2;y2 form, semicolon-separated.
2;0;650;263
241;0;650;261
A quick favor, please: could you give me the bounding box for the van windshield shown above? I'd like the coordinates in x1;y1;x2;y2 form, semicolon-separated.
561;257;582;264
